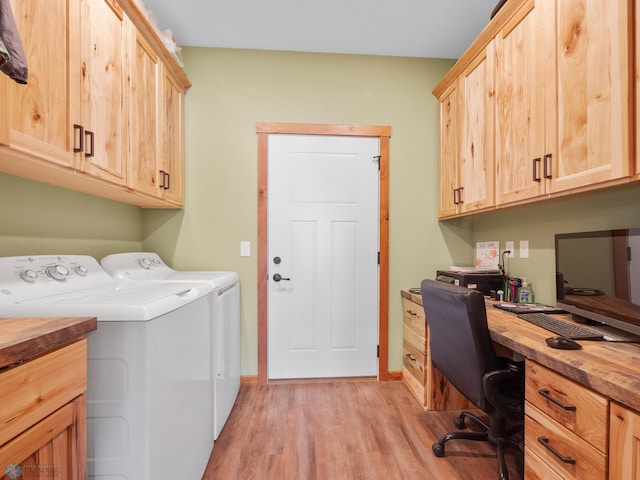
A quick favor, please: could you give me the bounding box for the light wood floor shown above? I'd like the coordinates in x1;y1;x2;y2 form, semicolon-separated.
203;380;523;479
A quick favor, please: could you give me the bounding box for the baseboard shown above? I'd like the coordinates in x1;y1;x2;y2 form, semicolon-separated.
240;372;403;385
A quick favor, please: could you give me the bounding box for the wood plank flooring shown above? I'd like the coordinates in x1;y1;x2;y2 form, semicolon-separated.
203;380;523;479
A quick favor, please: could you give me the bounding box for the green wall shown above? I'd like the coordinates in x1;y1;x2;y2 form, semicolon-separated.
0;173;142;257
471;187;640;306
141;47;470;376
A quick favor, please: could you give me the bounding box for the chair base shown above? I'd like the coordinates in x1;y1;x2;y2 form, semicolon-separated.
431;411;523;480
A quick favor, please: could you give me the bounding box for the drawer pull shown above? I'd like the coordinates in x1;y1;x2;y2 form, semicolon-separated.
406;309;418;316
538;436;576;464
406;353;416;362
538;389;576;411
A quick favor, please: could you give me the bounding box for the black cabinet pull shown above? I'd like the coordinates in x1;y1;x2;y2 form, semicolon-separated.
453;188;459;205
538;389;576;411
458;186;464;204
163;172;170;189
405;309;418;316
84;130;94;157
405;353;416;362
538;436;576;464
73;124;84;153
543;153;553;179
532;157;541;181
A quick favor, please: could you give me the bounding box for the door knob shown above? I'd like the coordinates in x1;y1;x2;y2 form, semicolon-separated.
273;273;290;282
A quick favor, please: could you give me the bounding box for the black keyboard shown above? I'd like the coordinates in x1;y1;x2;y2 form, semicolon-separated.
516;312;604;340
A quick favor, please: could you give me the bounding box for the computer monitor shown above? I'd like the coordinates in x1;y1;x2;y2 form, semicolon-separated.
555;228;640;336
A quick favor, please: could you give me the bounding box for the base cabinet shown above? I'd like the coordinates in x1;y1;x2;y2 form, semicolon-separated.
0;340;88;480
401;291;471;410
609;402;640;479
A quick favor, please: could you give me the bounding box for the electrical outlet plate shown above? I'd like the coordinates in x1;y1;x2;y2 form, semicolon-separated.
505;241;514;258
520;240;529;258
240;241;250;257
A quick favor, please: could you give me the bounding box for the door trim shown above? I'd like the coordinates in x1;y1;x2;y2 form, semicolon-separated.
256;122;391;384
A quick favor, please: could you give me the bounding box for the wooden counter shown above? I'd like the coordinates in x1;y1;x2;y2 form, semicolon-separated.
402;289;640;413
0;316;97;367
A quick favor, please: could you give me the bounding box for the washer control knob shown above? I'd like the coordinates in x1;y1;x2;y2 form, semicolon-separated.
75;265;88;276
138;258;153;269
46;264;69;281
20;269;38;283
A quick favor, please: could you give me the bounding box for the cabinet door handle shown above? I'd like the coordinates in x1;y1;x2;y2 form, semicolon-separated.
405;309;418;316
405;353;416;362
84;130;94;157
164;172;170;189
538;436;576;464
457;186;464;204
453;188;459;205
543;153;553;179
73;124;84;153
532;157;541;182
538;389;576;411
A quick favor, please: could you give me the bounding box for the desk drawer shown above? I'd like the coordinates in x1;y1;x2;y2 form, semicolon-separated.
524;446;565;480
525;402;606;480
401;297;426;338
525;360;608;452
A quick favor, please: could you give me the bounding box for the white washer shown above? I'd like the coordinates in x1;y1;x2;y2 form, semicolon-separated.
0;255;215;480
100;252;241;439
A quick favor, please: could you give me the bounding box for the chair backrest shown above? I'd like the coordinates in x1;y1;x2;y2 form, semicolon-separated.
420;279;501;410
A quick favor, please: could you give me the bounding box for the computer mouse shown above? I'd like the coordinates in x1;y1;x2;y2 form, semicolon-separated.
545;336;582;350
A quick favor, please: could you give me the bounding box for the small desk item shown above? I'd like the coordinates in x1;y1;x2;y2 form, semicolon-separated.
545;336;582;350
493;303;564;314
516;312;604;340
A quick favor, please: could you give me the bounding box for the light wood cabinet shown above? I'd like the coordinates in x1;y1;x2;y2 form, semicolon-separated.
401;292;471;410
0;340;88;480
435;0;634;219
0;0;189;208
129;31;184;205
436;44;494;218
524;360;608;480
609;402;640;479
496;0;631;206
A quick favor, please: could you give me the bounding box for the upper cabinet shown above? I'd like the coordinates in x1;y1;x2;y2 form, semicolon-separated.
0;0;190;208
435;0;635;218
436;43;495;218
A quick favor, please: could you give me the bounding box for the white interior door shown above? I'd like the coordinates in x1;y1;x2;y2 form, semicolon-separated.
268;134;379;379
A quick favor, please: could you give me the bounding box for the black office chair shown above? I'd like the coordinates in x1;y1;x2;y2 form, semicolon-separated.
420;279;524;480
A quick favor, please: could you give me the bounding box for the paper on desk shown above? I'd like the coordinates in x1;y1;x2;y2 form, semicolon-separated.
475;241;500;270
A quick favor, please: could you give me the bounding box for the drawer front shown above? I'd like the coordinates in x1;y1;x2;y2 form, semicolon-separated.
0;340;87;447
402;339;425;384
401;297;426;338
524;446;565;480
525;360;608;452
525;402;607;480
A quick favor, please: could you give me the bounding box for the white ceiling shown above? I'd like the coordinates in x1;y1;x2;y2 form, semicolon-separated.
141;0;502;59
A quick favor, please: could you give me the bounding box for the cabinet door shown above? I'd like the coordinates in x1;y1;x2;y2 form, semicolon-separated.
159;68;185;204
79;0;127;184
437;79;461;218
549;0;631;192
610;402;640;479
495;0;546;204
1;0;80;168
0;396;86;480
129;30;161;197
459;42;495;213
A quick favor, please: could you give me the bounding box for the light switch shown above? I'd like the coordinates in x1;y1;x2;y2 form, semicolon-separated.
240;241;250;257
519;240;529;258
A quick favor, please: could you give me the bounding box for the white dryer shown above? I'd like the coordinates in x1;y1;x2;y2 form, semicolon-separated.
100;252;241;439
0;255;215;480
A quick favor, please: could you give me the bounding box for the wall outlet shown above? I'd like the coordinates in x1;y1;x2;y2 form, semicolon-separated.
505;241;515;258
520;240;529;258
240;241;251;257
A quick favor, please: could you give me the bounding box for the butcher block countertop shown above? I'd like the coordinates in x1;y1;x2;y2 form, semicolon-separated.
0;316;97;368
402;289;640;412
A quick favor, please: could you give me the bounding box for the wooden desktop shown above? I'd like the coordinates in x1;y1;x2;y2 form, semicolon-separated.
401;289;640;479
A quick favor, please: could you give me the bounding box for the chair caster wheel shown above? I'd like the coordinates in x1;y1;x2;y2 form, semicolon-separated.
454;416;466;429
432;442;445;457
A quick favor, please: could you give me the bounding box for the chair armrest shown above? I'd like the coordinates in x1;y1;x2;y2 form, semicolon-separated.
482;361;525;418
